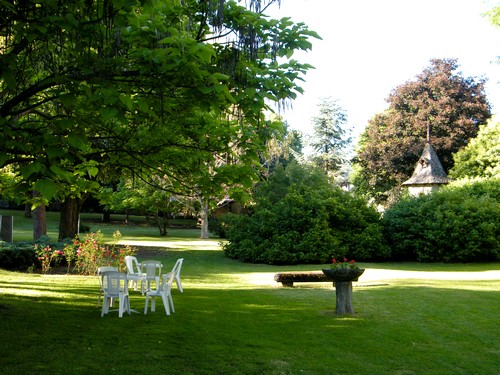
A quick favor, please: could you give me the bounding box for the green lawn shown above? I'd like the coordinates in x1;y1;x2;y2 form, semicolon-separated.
0;210;499;374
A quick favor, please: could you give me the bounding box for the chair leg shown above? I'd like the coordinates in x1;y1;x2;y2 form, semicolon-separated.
169;294;175;314
101;297;108;317
128;280;137;291
125;295;131;315
176;276;183;293
118;294;124;318
151;296;156;312
161;293;170;316
144;295;149;315
97;290;102;307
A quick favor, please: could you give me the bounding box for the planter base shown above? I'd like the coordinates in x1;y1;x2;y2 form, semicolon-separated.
335;281;354;315
321;269;365;315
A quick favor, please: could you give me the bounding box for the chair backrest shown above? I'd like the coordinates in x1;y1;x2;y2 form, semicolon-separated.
141;260;162;280
104;271;128;297
97;266;118;289
159;273;175;293
171;258;184;277
98;266;118;275
124;256;141;276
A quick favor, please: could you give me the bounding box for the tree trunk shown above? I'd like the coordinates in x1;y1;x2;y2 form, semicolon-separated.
335;282;355;315
161;211;168;236
24;203;32;218
102;211;111;223
33;203;47;240
199;200;209;239
149;212;167;236
59;196;84;240
32;191;46;240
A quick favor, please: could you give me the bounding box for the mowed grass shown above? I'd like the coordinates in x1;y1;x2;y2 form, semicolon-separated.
0;210;499;374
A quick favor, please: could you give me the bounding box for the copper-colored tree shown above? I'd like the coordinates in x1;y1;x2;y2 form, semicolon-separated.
353;58;491;203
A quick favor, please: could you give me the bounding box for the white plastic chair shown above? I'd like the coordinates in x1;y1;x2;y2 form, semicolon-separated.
96;266;118;307
144;273;175;316
140;260;162;292
166;258;184;293
100;271;130;318
125;255;145;294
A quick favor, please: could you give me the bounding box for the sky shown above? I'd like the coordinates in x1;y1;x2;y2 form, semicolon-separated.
266;0;500;140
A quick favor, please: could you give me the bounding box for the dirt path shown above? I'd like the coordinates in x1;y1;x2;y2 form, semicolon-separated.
359;268;499;281
118;239;221;250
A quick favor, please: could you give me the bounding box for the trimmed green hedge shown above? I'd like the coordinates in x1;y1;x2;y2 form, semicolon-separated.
0;238;70;271
0;243;36;271
382;179;500;262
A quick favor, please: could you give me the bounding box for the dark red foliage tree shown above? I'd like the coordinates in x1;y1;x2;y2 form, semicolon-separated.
353;58;492;203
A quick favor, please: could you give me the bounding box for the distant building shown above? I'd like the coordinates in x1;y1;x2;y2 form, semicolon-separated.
402;142;449;196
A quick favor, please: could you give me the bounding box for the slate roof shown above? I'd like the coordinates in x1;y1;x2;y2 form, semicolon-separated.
402;142;449;186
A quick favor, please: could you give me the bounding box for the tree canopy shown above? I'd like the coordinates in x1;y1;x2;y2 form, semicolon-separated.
352;58;491;204
449;119;500;180
0;0;319;239
308;98;352;183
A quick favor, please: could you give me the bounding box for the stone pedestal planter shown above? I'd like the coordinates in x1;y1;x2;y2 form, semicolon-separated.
322;268;365;315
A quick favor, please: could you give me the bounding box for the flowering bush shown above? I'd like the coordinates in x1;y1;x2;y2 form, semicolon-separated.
35;245;64;274
330;258;360;270
64;231;136;275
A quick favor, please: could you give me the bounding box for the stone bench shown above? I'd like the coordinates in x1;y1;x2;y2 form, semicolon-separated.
274;271;331;287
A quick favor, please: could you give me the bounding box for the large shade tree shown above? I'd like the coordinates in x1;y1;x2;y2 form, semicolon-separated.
352;58;491;204
0;0;319;239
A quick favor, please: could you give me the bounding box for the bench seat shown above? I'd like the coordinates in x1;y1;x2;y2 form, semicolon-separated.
274;271;331;287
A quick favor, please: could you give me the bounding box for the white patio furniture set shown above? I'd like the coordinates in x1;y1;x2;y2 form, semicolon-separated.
98;256;183;318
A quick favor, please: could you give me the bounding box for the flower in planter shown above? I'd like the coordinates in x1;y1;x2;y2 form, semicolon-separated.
330;257;360;270
323;258;364;282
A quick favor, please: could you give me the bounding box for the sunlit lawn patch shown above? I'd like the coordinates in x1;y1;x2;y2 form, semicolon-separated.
1;244;498;374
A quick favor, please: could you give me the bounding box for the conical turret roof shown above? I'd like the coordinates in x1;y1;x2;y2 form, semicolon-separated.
402;142;449;186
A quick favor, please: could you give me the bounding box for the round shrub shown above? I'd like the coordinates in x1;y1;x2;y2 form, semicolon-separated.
222;163;388;265
383;178;500;262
